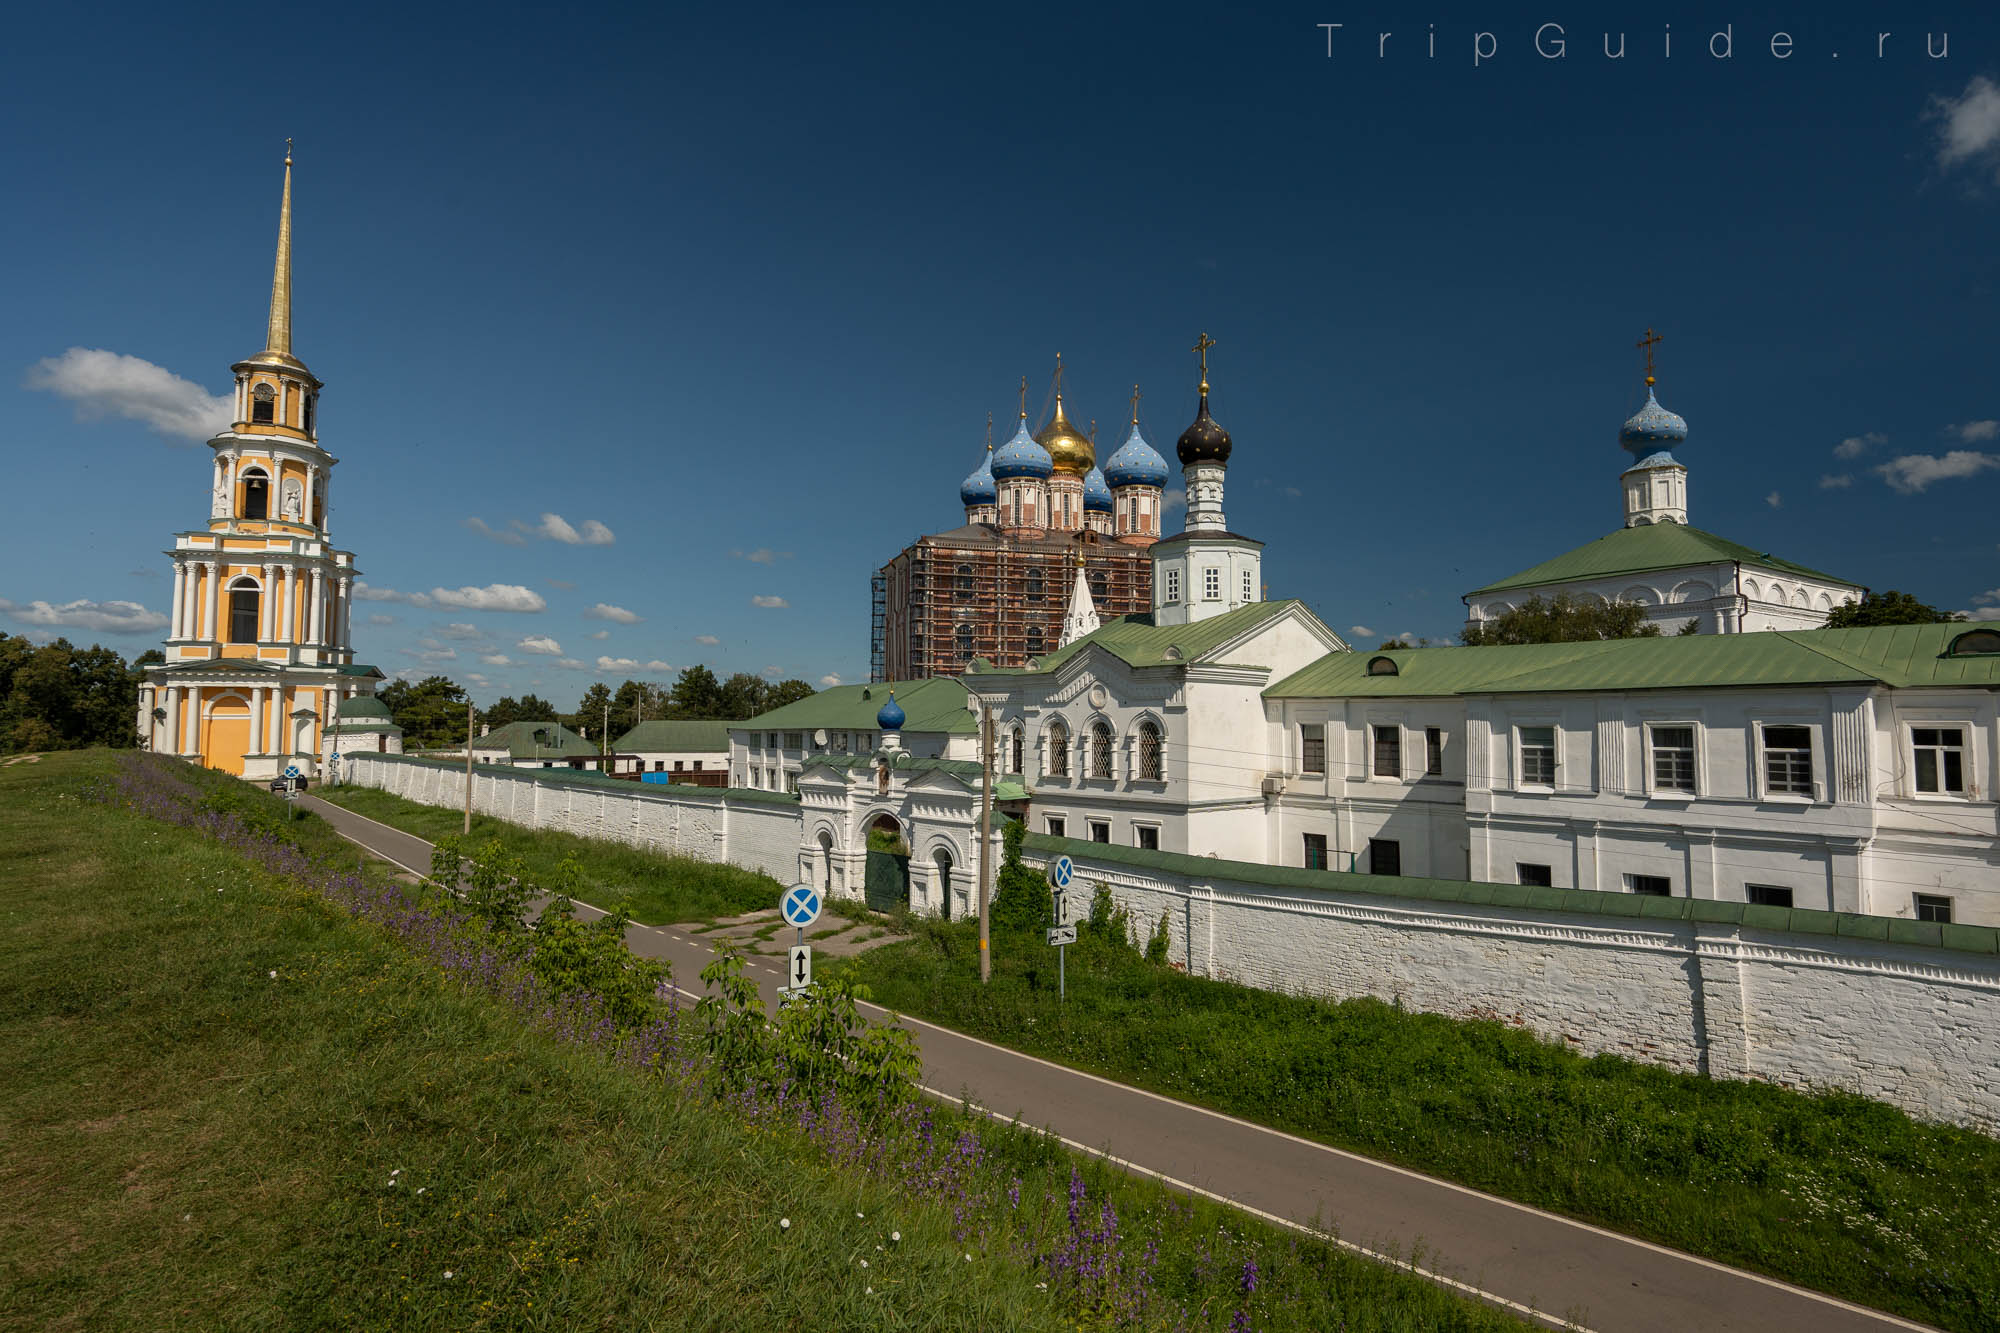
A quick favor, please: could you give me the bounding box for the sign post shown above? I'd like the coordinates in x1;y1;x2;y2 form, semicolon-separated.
1046;855;1075;1002
780;882;821;999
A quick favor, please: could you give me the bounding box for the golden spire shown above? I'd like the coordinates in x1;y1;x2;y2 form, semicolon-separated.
1131;383;1141;426
1192;332;1216;394
1636;326;1662;387
984;410;993;451
1018;375;1028;421
1053;351;1065;400
264;141;296;362
1088;419;1097;444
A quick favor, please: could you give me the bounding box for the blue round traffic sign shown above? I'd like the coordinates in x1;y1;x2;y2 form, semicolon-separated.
782;884;822;927
1048;855;1074;890
284;765;301;778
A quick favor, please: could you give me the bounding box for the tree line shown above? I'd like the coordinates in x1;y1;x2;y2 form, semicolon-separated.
380;665;817;751
0;633;160;754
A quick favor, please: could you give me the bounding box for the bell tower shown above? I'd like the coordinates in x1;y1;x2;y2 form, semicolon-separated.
138;145;384;781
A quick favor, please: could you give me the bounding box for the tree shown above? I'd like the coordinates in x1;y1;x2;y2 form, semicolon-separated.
0;634;144;753
717;673;770;720
571;682;615;744
610;679;671;738
483;693;558;729
378;675;471;750
1460;594;1664;646
669;665;724;719
1824;590;1965;629
764;678;816;709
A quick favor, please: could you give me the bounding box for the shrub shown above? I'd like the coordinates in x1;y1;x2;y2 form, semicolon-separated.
529;894;667;1033
1082;883;1131;950
990;819;1051;932
1145;908;1172;964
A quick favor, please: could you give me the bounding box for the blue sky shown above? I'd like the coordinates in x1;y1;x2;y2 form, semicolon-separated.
4;3;1998;703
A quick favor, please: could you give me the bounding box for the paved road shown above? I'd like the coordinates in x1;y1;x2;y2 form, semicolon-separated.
301;794;1937;1333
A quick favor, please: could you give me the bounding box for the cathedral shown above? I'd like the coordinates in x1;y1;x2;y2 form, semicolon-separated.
871;361;1183;680
137;149;387;780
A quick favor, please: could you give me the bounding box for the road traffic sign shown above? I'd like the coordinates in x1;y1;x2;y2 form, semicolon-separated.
787;943;813;989
781;884;822;927
1046;925;1077;947
1047;855;1074;890
283;765;301;778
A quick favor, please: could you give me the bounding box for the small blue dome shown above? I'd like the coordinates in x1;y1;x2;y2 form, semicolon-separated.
990;419;1053;480
876;691;906;731
1082;466;1113;512
1103;421;1169;488
1620;387;1688;455
959;446;997;506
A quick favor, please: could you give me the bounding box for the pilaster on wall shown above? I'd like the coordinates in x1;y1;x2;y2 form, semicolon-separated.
1690;921;1751;1079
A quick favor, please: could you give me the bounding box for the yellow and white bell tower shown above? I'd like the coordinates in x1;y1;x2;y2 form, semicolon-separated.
137;145;385;780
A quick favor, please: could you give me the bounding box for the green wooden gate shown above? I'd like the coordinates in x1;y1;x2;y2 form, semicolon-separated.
863;848;910;913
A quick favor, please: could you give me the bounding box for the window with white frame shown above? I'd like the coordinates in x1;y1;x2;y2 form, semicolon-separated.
1746;884;1794;907
1242;569;1253;602
1911;726;1967;795
1915;893;1953;923
1163;568;1180;603
1649;725;1697;794
1089;820;1111;844
1137;721;1163;780
1760;724;1813;796
1046;816;1066;838
1089;721;1114;779
1627;873;1672;897
1372;725;1400;778
1046;719;1070;777
1425;726;1444;777
1203;567;1221;600
1299;723;1325;775
1134;825;1159;851
1518;725;1556;787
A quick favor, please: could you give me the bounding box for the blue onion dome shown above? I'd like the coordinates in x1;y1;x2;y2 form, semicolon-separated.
959;444;997;506
1620;386;1688;457
1082;466;1114;513
990;416;1053;480
1103;421;1169;488
876;691;906;731
1176;382;1232;465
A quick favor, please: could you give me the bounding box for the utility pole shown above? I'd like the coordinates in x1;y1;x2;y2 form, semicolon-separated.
978;701;993;984
602;700;610;773
463;697;474;835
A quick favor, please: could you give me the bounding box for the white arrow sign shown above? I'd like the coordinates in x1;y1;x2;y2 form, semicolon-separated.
788;944;813;990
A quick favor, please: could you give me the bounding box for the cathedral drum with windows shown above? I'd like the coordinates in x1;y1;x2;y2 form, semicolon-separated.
137;146;387;780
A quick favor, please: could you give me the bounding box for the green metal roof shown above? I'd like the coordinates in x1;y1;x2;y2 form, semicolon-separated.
1265;622;2000;699
611;719;732;753
474;719;601;760
971;599;1304;677
742;678;977;734
804;752;1031;802
348;751;800;805
1019;832;2000;956
337;695;393;719
1470;523;1852;595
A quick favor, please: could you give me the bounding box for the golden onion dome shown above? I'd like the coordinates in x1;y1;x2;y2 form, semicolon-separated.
1035;395;1095;475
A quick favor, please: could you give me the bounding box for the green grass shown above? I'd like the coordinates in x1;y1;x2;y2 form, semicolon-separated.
836;916;1999;1332
2;753;1539;1333
314;783;779;923
0;753;1067;1332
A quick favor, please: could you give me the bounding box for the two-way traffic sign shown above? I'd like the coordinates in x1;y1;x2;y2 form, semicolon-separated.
787;944;812;990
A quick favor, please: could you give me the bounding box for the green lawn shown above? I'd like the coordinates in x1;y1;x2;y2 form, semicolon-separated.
314;782;779;923
2;753;1535;1333
838;913;1999;1333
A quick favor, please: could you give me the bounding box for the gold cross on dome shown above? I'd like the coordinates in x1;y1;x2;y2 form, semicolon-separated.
1192;332;1216;379
1053;352;1064;397
1636;327;1662;385
1130;383;1141;425
285;136;293;164
1018;375;1028;420
984;410;993;449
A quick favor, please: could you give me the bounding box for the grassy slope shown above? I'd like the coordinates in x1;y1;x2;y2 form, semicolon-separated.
841;919;1998;1332
314;784;776;923
0;753;1060;1333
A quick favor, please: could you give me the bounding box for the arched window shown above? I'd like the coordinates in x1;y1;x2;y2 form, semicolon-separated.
302;393;316;435
1010;725;1024;774
1025;626;1044;656
1025;569;1045;604
956;563;974;596
955;623;974;660
1089;721;1113;779
227;578;260;644
251;383;275;425
240;468;269;520
933;849;954;920
1137;720;1162;781
1046;719;1070;777
1089;570;1107;600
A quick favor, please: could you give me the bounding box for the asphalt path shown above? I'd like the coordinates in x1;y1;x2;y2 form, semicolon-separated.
300;794;1939;1333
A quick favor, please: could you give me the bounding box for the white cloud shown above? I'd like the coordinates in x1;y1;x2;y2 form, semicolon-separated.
1350;625;1375;637
555;657;587;670
413;640;457;663
818;673;841;687
463;517;526;546
1961;605;2000;622
24;348;231;444
1819;474;1853;490
0;596;167;633
584;603;642;624
1833;432;1885;460
1162;487;1186;512
762;665;783;679
1931;75;2000;180
732;548;792;565
526;513;615;546
517;635;564;656
466;672;490;687
1876;451;2000;495
588;629;610;640
480;653;512;666
1952;420;1999;443
751;595;789;609
436;623;484;640
695;634;721;646
1765;491;1782;508
367;612;399;625
596;656;640;672
357;583;547;613
1283;486;1304;498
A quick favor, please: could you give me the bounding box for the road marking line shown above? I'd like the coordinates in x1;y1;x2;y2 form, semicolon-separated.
307;809;1927;1332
